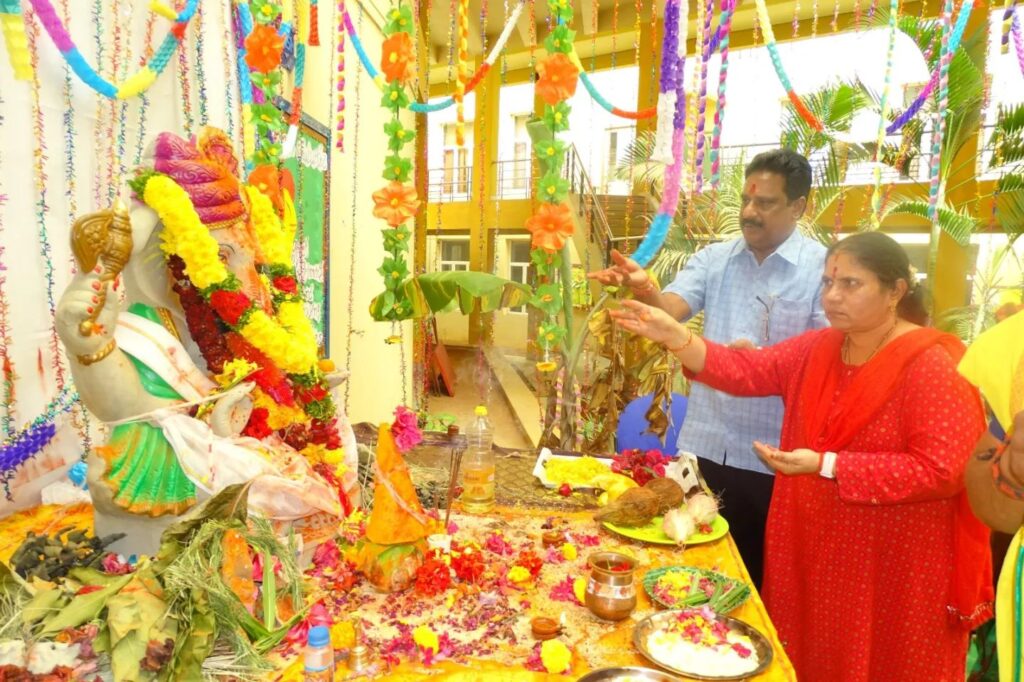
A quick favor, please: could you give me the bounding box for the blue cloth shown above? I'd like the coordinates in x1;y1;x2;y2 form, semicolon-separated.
663;230;828;473
617;393;688;453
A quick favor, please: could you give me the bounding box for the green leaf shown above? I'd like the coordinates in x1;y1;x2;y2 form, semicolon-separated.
883;199;978;246
67;566;129;587
537;173;570;203
384;120;416;151
382;82;410;111
384;5;414;35
531;247;562;277
544;25;576;54
250;0;281;24
106;574;174;682
262;549;276;630
369;271;533;320
38;574;132;636
156;483;252;568
251;104;286;132
22;586;65;626
383;155;413;183
378;256;410;286
383;225;412;251
530;283;563;316
168;590;216;681
542;103;572;133
537;322;567;350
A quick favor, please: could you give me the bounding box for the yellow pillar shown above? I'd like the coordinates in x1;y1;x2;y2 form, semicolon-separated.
636;17;662;137
468;63;502;344
932;0;989;314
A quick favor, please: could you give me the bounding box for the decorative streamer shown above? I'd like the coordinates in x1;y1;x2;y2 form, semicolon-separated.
342;3;362;410
792;0;800;38
176;11;194;138
752;0;824;132
0;93;14;440
927;0;954;226
868;0;899;229
1013;11;1024;79
335;0;345;150
1;388;79;500
24;0;200;99
1003;0;1019;54
693;0;715;194
105;0;124;203
134;13;158;166
218;0;236;145
454;0;469;146
233;1;256;170
684;0;707;201
91;0;104;210
25;8;68;390
709;0;734;190
632;0;689;267
1;0;33;80
885;0;973;134
309;0;320;45
194;0;208;125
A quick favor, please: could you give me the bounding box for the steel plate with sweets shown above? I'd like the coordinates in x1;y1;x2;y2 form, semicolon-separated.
633;608;773;680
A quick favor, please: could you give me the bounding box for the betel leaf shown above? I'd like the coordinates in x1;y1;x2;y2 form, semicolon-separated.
22;586;65;627
38;574;132;636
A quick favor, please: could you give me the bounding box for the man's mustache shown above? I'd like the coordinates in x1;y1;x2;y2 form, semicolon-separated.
742;221;763;229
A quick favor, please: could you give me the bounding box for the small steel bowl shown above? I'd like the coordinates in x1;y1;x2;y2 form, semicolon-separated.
576;667;685;682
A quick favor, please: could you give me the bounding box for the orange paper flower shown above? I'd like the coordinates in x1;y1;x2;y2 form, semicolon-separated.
525;202;574;252
372;182;420;227
381;32;414;84
536;54;579;106
248;165;284;212
245;25;285;73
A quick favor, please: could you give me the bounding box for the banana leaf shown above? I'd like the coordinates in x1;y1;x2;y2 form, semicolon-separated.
38;574;132;636
370;272;533;320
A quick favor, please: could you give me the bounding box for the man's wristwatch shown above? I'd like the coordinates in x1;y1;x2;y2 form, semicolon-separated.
819;451;837;479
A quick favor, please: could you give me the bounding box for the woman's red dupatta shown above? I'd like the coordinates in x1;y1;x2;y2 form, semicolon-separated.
797;327;993;629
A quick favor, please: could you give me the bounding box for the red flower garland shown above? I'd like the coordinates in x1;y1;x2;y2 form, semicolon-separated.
209;289;253;326
451;543;486;584
414;552;453;596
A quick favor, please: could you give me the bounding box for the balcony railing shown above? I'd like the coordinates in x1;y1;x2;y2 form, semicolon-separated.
427;167;473;203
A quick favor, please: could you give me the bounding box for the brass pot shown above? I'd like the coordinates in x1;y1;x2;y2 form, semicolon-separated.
584;551;637;621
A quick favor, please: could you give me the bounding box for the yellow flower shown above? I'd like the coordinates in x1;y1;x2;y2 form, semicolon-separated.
215;358;259;387
323;448;345;465
331;622;356;650
573;577;586;604
252;390;307;430
536;361;558;373
412;625;439;654
540;640;572;674
245;185;292;264
508;566;531;583
561;543;577;561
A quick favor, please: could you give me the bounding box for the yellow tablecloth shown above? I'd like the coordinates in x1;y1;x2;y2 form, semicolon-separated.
0;503;795;681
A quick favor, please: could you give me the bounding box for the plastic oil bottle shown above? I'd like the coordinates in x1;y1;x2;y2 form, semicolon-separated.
303;625;335;681
460;405;495;513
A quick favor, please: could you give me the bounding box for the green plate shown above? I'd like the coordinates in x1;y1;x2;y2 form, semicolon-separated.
602;514;729;546
641;566;751;613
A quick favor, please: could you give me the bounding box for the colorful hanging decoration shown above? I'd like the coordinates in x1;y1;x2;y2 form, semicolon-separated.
709;0;735;190
21;0;198;98
1;0;32;80
455;0;469;146
631;0;688;267
525;0;579;371
752;0;823;132
868;0;899;229
1;388;78;500
342;0;525;114
1012;10;1024;78
692;0;714;194
927;0;954;225
371;3;418;321
335;0;345;150
885;0;973;134
1003;0;1019;53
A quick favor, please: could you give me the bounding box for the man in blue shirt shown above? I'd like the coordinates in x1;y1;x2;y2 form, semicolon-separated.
589;149;827;586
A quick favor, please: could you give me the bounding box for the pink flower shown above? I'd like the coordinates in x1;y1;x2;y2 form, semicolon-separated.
391;405;423;452
484;533;515;556
285;601;331;648
101;553;133;575
548;575;581;604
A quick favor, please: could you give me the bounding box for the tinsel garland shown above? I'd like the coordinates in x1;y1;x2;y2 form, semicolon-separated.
1;388;78;500
709;0;734;190
342;2;362;410
104;0;123;201
335;0;345;151
927;0;954;225
752;0;823;131
195;0;208;126
22;0;199;98
134;13;157;166
692;0;715;194
176;8;195;139
869;0;899;229
1013;11;1024;78
25;9;67;391
0;93;13;440
884;0;972;134
454;0;469;146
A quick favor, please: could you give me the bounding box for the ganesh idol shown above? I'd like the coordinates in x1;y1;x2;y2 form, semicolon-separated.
55;127;359;555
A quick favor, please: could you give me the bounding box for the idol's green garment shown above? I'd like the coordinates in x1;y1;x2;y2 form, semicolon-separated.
98;303;197;517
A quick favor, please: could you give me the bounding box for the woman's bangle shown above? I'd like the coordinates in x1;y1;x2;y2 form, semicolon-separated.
665;327;695;354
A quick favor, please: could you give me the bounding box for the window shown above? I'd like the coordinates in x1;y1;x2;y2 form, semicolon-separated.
439;238;471;272
603;126;635;192
508;239;532;312
442;123;471;196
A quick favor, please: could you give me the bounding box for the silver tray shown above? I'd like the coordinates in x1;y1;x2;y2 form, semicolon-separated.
633;610;773;681
576;667;685;682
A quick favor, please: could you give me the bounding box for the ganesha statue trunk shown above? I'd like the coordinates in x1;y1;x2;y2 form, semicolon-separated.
55;127;359;557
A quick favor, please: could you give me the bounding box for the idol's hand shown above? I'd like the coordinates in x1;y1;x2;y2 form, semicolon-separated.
587;249;650;290
211;382;255;438
609;299;689;348
56;272;119;356
753;441;820;476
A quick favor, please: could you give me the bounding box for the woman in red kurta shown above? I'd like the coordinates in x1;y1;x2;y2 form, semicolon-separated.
611;233;993;682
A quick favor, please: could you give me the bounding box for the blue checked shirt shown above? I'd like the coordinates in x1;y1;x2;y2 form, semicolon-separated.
663;229;828;473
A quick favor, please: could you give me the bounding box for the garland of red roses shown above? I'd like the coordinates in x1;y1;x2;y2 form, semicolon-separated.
168;256;344;452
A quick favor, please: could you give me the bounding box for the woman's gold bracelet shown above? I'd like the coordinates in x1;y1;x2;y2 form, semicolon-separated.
77;338;117;366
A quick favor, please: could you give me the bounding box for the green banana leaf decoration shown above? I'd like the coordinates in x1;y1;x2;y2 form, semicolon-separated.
370;271;533;320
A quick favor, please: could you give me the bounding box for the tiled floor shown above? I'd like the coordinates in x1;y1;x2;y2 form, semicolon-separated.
424;346;534;451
